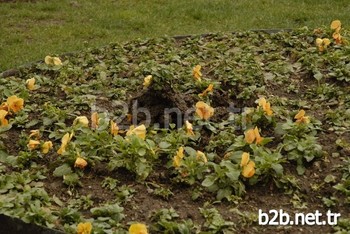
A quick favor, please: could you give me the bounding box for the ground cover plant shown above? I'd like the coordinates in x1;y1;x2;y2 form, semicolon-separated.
0;21;350;233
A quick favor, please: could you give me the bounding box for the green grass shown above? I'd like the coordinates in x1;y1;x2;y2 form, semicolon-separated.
1;0;349;72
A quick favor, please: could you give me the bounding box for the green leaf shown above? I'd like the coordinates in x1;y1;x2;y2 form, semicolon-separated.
272;164;283;176
53;164;73;177
137;148;146;156
25;119;39;128
202;175;216;187
159;141;171;149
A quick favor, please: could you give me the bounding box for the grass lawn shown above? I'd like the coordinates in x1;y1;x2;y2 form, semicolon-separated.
1;0;350;72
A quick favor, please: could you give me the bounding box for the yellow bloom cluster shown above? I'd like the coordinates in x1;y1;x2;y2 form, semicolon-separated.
0;95;24;127
45;55;62;66
26;129;53;154
315;38;331;52
331;20;342;45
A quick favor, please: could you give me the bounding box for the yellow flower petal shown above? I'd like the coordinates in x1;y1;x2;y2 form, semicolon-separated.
73;116;89;127
331;20;341;30
53;57;62;66
196;150;207;163
26;78;36;91
173;155;182;168
91;112;99;129
27;140;40;150
240;152;250;167
258;97;273;116
143;75;152;88
244;128;255;144
7;95;24;113
44;55;53;65
185;120;195;136
253;127;264;145
323;38;331;46
57;132;74;155
315;38;323;46
0;110;9;126
129;223;148;234
294;110;305;120
242;161;255;178
195;101;214;120
126;124;146;140
74;157;88;169
29;129;40;139
173;147;184;168
177;146;184;159
110;120;119;136
41;141;53;154
199;84;214;97
192;65;202;81
77;222;92;234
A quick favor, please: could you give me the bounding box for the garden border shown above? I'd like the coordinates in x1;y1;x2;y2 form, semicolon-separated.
0;29;292;79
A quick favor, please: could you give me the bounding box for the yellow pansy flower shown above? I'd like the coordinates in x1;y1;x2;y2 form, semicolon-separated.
196;150;207;163
26;78;36;91
185;120;195;136
242;161;255;178
110;120;119;136
91;112;99;129
143;75;152;88
173;146;184;168
41;141;53;154
57;132;74;155
0;110;9;126
27;140;40;150
199;84;214;97
129;223;148;234
7;95;24;113
244;127;264;145
294;110;310;124
126;124;146;140
240;152;250;167
29;129;40;139
73;116;89;127
257;97;273;116
332;32;342;45
74;157;88;169
315;38;331;52
45;55;62;66
77;222;92;234
330;20;341;30
192;65;202;81
330;20;342;44
195;101;214;120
